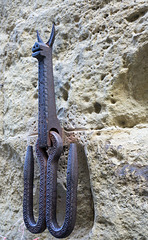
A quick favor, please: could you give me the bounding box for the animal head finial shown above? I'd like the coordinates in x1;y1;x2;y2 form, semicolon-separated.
32;24;55;60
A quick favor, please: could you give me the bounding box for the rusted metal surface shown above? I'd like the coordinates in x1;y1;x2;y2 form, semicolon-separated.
23;141;47;233
46;131;78;238
32;24;62;148
23;25;78;238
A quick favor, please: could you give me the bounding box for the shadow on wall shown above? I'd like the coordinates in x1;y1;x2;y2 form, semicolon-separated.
75;144;94;233
108;42;148;128
56;144;94;237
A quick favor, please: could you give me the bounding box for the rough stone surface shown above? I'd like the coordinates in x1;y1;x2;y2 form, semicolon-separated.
0;0;148;239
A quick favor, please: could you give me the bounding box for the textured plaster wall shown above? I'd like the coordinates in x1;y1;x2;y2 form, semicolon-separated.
0;0;148;239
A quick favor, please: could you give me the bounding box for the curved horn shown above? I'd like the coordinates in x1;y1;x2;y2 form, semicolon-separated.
46;24;55;47
37;30;44;43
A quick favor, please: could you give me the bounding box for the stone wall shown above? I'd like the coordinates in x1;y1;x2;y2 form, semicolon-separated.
0;0;148;239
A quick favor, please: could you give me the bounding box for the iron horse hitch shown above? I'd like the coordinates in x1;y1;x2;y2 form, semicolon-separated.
23;25;78;238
